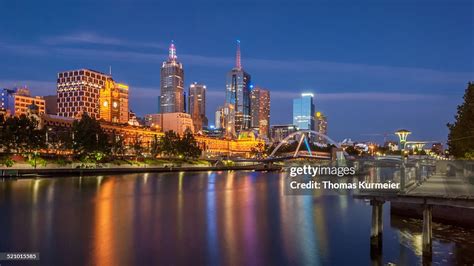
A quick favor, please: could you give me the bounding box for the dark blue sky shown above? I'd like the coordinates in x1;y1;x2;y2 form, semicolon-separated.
0;0;473;144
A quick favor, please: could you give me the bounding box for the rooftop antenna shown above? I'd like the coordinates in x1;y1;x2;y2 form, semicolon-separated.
109;66;112;75
235;39;241;69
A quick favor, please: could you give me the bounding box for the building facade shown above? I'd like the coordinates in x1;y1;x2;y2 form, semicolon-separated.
1;87;45;116
293;93;315;130
188;82;208;132
250;87;270;138
99;80;129;124
153;112;194;135
224;41;251;136
270;124;298;143
315;111;328;144
57;69;129;123
160;42;185;113
43;95;58;115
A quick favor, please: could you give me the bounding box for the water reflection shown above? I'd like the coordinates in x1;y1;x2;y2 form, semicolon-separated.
0;172;473;265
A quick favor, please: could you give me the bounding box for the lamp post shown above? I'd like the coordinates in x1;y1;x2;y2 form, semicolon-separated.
395;129;411;193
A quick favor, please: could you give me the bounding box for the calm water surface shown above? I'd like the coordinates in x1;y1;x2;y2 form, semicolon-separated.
0;171;473;265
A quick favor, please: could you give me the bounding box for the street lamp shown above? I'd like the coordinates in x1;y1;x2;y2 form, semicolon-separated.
395;129;411;193
395;129;411;151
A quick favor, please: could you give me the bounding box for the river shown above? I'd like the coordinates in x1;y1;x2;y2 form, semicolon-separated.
0;171;473;265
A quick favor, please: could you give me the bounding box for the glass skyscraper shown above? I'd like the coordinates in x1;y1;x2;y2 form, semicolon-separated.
293;93;315;130
224;41;251;135
160;42;184;113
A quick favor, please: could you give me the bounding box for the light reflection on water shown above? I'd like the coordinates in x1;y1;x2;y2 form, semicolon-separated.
0;171;473;265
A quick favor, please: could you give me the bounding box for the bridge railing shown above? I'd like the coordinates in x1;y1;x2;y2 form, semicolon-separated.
353;158;474;199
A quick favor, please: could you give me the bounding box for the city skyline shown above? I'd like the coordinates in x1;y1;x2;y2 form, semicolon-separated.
0;0;472;143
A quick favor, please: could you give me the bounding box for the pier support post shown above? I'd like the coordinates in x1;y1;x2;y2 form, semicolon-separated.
370;200;384;245
370;200;384;265
400;163;406;193
422;204;432;257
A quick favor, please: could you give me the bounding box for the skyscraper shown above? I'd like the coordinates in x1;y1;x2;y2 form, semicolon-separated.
160;41;184;113
224;40;251;136
293;93;315;130
315;111;328;144
188;82;208;131
250;87;270;138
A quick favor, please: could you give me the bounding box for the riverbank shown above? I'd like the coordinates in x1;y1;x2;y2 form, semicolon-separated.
0;164;282;179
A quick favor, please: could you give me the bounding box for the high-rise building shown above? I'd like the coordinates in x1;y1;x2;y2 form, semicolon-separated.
250;87;270;138
315;111;328;144
160;41;185;113
188;82;208;131
0;87;45;116
224;41;251;136
57;69;129;123
293;93;315;130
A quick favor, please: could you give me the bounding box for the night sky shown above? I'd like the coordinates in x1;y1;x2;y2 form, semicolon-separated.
0;0;472;144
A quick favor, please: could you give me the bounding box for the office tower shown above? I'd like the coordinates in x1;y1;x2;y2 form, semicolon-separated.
293;93;315;130
224;41;251;136
57;68;129;123
315;111;328;144
160;41;185;113
250;87;270;138
188;82;208;131
99;80;129;124
0;87;45;116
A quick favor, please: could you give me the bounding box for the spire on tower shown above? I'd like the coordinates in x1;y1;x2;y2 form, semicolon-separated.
235;40;241;69
169;40;177;61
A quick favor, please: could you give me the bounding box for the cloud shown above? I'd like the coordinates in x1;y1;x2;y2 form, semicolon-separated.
270;91;446;101
41;32;167;49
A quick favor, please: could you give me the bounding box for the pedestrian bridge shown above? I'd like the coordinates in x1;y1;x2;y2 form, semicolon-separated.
267;130;341;161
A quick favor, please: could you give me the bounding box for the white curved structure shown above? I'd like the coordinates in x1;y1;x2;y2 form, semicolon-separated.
269;130;340;158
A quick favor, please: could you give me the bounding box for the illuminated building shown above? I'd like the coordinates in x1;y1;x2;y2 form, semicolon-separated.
270;124;298;143
215;106;224;129
0;87;45;116
57;69;106;119
154;112;194;135
224;40;252;135
160;41;185;113
39;113;262;157
99;80;129;124
57;69;129;123
293;93;315;130
315;111;327;144
188;82;208;131
250;87;270;138
144;113;162;129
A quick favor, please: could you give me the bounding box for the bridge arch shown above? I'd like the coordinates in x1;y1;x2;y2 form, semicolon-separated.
269;130;341;158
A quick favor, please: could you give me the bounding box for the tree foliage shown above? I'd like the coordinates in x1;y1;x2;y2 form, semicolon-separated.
158;130;202;158
447;82;474;158
0;114;45;154
72;113;109;157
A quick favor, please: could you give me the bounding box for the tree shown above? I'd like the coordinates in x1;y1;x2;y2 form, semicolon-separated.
0;114;45;155
132;134;143;160
159;131;180;157
72;113;109;157
150;135;160;158
110;130;125;158
447;82;474;158
178;130;202;158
